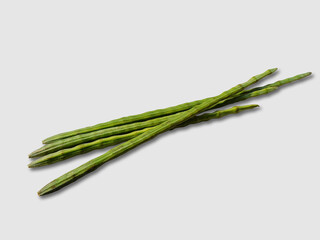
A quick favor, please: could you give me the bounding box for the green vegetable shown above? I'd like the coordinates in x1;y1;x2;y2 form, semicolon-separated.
241;72;312;95
212;72;311;108
42;69;278;144
38;69;273;196
41;71;310;146
29;84;278;159
29;104;260;168
29;113;182;158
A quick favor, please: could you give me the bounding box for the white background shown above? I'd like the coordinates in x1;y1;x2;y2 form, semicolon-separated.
0;1;319;239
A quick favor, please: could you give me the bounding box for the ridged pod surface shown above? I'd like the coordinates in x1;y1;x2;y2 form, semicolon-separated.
29;104;260;168
30;85;278;159
38;69;276;196
42;69;279;144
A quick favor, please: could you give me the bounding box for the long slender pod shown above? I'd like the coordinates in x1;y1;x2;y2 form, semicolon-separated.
42;71;311;145
29;104;260;168
38;69;274;196
240;72;312;95
30;113;181;158
42;69;277;144
209;72;311;109
31;71;309;158
29;86;277;158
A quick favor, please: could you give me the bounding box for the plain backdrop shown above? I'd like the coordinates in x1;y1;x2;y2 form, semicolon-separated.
0;1;319;239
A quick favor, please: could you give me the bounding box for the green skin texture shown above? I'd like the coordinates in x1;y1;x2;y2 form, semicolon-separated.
213;72;311;108
42;69;280;144
30;72;311;159
30;85;279;167
38;68;276;196
29;104;260;168
30;86;276;158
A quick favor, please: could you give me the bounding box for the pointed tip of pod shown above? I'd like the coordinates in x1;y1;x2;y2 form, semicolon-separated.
233;104;260;112
29;151;42;158
28;152;37;158
38;186;51;196
269;68;278;73
42;138;52;144
28;160;44;168
29;146;47;158
37;188;49;196
242;104;260;109
37;188;46;196
295;72;312;79
245;104;260;110
28;162;35;168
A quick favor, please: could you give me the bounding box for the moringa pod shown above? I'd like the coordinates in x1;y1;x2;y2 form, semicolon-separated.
38;69;275;196
29;104;260;168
